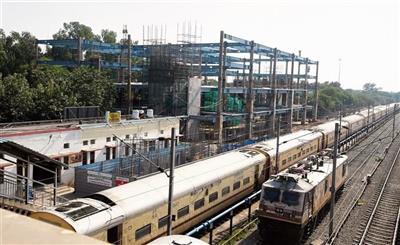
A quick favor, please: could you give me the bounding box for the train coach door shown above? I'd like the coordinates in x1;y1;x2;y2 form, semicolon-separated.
263;157;271;181
254;164;260;189
317;138;321;152
107;224;122;245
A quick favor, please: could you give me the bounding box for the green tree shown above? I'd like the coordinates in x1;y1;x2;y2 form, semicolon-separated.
53;22;100;40
317;81;398;117
363;82;380;92
0;74;34;121
101;29;117;43
68;67;115;111
30;66;77;120
0;29;6;76
51;22;101;61
0;30;37;77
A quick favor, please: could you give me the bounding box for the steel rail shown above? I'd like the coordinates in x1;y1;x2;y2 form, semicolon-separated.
358;144;400;244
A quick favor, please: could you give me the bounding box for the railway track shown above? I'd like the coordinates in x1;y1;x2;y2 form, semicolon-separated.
187;113;399;245
209;114;400;245
305;114;400;243
353;142;400;245
327;121;400;244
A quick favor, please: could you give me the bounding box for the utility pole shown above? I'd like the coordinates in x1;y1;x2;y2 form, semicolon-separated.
167;127;176;235
393;104;396;140
127;34;132;115
339;104;342;129
329;123;339;238
274;116;281;174
247;40;255;139
216;31;224;144
367;105;370;133
338;58;342;84
339;104;342;152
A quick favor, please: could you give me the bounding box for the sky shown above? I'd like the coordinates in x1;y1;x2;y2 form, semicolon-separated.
1;0;399;91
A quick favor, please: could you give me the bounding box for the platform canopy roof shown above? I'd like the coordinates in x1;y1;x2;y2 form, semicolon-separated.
0;138;67;169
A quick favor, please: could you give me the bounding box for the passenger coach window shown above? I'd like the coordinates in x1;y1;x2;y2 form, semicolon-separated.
135;224;151;240
209;192;218;202
222;186;230;196
282;159;287;165
233;181;241;190
178;206;189;219
243;177;250;185
158;216;168;228
194;198;205;210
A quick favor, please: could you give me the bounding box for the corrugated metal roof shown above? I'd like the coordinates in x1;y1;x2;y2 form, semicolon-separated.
0;138;67;168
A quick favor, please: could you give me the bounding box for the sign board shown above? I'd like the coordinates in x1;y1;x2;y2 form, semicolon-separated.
115;176;129;186
87;171;112;187
108;112;121;123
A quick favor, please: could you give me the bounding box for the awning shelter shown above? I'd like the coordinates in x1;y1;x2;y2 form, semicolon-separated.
0;138;67;205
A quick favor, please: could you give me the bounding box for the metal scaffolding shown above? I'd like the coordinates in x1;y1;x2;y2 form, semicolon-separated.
36;30;318;144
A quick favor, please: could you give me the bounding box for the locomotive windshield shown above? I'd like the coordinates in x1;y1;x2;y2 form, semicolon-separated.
263;187;280;203
282;191;300;206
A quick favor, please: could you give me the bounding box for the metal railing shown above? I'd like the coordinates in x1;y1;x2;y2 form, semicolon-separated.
0;169;69;209
186;190;261;244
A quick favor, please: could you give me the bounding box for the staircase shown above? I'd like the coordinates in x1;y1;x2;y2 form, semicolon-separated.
31;184;74;208
0;184;74;216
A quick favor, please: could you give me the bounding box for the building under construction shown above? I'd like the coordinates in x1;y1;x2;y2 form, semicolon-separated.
37;29;319;145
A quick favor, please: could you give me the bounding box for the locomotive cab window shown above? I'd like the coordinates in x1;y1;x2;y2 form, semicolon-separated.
342;164;346;177
282;191;300;206
263;187;280;203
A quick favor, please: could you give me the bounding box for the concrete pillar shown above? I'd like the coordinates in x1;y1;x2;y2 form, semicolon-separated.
287;54;295;132
35;39;39;67
313;61;319;121
246;41;255;139
301;58;309;125
77;37;83;65
270;48;278;136
216;31;225;144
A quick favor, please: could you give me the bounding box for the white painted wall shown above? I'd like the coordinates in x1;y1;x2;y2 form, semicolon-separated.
0;117;180;186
